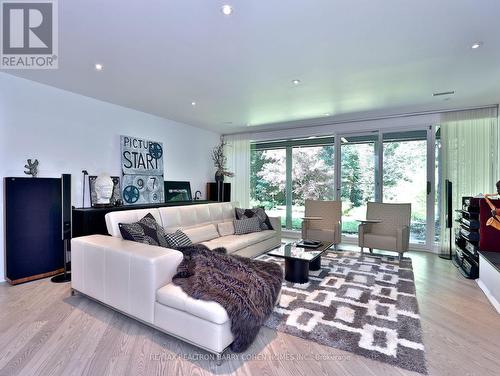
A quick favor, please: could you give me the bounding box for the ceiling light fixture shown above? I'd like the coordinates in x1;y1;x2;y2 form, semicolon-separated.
292;79;301;85
471;42;483;49
324;113;331;116
94;63;103;71
191;101;197;106
432;91;455;97
221;4;233;16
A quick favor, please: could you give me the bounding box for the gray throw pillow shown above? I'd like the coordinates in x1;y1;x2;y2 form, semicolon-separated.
234;217;262;235
235;207;273;230
119;213;168;248
165;229;193;249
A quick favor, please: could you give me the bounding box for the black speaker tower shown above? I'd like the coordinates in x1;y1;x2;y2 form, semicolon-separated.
52;174;72;283
439;179;453;260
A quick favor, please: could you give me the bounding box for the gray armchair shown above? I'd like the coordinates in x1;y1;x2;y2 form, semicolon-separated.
301;200;342;248
358;202;411;260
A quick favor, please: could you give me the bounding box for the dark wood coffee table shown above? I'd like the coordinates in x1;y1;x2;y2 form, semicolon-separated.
268;241;334;283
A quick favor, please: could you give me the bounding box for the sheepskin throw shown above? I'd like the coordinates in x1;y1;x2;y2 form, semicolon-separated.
172;244;283;352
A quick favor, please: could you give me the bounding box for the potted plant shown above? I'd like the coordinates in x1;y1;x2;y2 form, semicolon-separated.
212;137;234;182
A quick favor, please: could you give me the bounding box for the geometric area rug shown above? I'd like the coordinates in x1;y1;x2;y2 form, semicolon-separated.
257;251;427;374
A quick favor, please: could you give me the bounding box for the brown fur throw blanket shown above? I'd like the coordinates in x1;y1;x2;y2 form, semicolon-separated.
172;244;283;352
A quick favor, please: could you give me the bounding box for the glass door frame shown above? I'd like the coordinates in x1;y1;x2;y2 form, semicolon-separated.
335;126;437;251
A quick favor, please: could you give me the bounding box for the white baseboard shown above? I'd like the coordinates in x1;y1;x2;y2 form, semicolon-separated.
477;279;500;314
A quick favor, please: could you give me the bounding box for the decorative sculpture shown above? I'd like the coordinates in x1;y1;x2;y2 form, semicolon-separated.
211;137;234;182
484;180;500;231
94;174;114;206
24;159;39;177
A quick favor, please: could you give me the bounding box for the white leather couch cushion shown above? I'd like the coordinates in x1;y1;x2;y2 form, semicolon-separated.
241;230;275;244
159;202;238;233
156;284;229;325
217;221;235;237
182;224;219;244
202;230;276;253
201;235;249;253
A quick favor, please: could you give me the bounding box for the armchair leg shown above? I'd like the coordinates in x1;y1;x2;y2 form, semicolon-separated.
360;247;364;254
369;248;373;254
398;253;403;261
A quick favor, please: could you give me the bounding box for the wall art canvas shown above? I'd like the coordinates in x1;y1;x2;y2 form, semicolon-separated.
120;135;165;205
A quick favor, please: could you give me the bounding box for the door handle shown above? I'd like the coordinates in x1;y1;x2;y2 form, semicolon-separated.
427;181;431;195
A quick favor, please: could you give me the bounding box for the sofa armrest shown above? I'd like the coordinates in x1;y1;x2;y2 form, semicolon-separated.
269;216;282;241
396;225;410;252
71;235;183;324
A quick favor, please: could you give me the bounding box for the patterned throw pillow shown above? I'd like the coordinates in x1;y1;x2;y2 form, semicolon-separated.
235;207;274;230
165;229;193;249
233;217;262;235
119;213;168;247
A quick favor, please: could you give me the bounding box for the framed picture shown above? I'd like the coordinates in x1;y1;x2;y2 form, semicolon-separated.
164;181;192;202
89;176;121;207
120;135;165;205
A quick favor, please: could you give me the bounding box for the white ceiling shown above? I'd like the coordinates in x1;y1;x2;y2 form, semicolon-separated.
8;0;500;134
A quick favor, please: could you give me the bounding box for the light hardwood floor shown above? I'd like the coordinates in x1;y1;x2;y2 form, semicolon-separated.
1;250;499;376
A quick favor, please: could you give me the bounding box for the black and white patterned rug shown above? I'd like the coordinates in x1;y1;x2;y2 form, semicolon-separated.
258;251;427;374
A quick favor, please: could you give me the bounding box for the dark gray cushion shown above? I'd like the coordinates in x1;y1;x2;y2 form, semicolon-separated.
235;207;274;230
233;217;262;235
119;213;168;247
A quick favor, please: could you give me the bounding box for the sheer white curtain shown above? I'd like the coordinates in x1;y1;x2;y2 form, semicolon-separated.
224;134;251;208
438;107;499;252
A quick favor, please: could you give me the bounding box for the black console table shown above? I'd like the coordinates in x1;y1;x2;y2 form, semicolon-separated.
72;200;215;237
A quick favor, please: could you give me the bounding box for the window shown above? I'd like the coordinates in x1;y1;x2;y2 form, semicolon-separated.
340;135;378;236
382;131;428;244
250;147;287;227
250;137;335;230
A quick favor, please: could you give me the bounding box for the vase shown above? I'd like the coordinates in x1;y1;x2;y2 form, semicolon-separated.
215;171;224;182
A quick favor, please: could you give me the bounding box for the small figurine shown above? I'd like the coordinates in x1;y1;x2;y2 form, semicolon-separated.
24;159;39;177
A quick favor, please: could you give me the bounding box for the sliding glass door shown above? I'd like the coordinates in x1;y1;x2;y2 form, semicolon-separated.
337;128;436;248
291;144;335;230
250;147;287;227
251;128;437;250
339;134;379;238
382;131;428;245
250;137;335;230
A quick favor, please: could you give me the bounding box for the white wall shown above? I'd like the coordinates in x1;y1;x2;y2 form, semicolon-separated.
0;73;220;282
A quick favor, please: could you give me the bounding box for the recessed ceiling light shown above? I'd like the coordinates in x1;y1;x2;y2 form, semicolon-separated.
221;4;233;16
191;101;196;106
471;42;483;49
292;79;301;85
324;113;331;116
94;63;103;71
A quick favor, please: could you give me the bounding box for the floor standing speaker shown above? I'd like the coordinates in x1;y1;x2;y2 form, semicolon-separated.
5;177;64;284
52;174;72;283
206;182;231;202
439;179;453;260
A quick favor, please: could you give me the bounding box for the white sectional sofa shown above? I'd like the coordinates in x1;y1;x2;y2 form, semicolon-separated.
71;202;281;359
